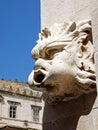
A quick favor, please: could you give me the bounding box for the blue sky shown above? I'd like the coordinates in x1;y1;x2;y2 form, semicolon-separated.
0;0;40;82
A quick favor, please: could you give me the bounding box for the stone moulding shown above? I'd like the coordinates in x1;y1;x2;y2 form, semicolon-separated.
28;19;96;104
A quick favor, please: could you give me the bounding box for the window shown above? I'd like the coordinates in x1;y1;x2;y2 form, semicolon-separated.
31;105;41;122
33;107;39;122
9;105;17;118
7;101;20;119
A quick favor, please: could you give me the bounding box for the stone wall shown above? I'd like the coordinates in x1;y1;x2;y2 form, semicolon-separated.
41;0;91;28
90;0;98;89
41;0;98;129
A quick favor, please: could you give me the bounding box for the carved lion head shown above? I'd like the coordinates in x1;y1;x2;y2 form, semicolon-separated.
28;20;96;104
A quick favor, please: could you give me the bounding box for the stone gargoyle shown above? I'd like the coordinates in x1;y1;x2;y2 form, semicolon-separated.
28;19;96;105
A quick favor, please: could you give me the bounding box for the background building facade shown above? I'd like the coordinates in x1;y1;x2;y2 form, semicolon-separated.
0;80;44;130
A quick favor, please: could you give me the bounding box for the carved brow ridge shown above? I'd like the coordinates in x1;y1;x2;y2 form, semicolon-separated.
46;40;72;47
32;40;72;59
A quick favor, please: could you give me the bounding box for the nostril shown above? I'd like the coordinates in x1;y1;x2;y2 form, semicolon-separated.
34;71;45;83
41;67;46;70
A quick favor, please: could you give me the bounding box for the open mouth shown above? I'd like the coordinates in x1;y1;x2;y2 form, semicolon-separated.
34;73;45;83
34;72;45;83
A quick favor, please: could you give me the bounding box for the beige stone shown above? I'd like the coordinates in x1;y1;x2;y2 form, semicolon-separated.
28;20;96;105
41;0;91;28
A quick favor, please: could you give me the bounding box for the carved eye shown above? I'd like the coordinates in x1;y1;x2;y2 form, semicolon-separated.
45;47;63;59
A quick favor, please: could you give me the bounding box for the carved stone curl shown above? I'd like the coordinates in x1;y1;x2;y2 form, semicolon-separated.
28;20;96;104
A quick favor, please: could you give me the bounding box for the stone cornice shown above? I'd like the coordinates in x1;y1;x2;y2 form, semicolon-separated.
0;80;42;99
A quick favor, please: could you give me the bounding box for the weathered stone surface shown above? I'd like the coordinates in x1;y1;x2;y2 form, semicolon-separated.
41;0;91;28
28;20;96;104
94;52;98;89
42;91;97;130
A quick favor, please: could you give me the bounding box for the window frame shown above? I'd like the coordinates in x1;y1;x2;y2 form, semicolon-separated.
9;105;17;118
7;101;20;119
31;105;41;122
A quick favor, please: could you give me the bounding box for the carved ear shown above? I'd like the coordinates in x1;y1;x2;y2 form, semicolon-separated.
75;21;96;91
71;20;94;73
76;32;94;73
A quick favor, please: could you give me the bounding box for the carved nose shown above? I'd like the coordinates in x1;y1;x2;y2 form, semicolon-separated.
34;70;45;84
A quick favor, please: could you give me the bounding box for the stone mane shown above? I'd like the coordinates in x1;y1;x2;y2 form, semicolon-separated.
32;19;92;59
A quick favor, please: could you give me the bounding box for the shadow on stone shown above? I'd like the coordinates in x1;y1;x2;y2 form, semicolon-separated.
43;91;97;130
